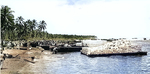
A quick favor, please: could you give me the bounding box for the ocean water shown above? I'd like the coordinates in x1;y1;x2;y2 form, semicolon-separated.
43;41;150;74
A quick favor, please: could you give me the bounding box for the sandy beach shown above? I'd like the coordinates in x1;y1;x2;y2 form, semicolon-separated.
0;47;61;74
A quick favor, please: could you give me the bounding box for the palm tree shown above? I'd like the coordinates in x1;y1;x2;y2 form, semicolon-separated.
22;21;30;39
1;5;15;39
26;19;32;37
38;20;47;32
1;5;14;31
1;5;15;47
31;19;37;38
37;20;47;38
15;16;25;39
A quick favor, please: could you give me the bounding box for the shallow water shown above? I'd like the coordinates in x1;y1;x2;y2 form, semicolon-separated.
44;41;150;74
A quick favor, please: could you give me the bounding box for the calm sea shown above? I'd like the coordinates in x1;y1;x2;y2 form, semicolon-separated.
42;41;150;74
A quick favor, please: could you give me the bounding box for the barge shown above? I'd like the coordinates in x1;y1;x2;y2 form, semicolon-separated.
81;51;147;57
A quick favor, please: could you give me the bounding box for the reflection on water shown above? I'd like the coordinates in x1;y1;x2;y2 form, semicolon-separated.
45;41;150;74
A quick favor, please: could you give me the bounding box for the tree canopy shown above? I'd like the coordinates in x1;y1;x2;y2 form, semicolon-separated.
1;5;97;41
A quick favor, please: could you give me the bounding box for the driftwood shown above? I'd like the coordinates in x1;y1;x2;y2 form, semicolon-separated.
24;59;35;63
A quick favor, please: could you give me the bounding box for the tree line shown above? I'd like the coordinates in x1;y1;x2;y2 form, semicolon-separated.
1;5;97;41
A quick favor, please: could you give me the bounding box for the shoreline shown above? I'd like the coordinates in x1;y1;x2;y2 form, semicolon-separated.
1;40;149;74
0;48;45;73
1;48;64;74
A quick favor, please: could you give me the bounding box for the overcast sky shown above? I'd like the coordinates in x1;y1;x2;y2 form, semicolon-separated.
1;0;150;39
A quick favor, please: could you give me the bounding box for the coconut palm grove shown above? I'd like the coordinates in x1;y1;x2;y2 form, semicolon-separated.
1;5;97;41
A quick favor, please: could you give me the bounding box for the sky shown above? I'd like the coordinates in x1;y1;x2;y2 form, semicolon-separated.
1;0;150;39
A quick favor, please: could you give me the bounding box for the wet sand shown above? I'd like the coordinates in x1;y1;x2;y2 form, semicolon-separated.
0;48;61;74
18;51;64;74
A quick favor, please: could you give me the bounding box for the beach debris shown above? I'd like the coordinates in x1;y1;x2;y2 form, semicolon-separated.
52;47;58;54
0;51;6;70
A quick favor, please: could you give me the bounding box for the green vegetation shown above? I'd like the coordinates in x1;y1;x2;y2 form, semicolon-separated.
1;5;97;41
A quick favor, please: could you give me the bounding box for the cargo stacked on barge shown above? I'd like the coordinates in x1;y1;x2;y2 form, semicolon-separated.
81;39;147;56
